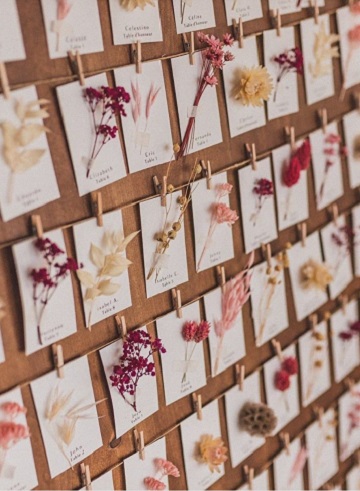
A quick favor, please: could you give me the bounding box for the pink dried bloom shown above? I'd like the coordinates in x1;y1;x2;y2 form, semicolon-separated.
325;133;341;144
288;446;308;486
214;202;238;225
56;0;72;21
146;83;161;119
216;183;233;198
223;33;234;46
194;320;211;343
155;458;180;477
182;321;197;342
0;402;27;419
224;51;235;62
253;178;274;196
144;477;166;491
348;25;360;45
0;421;29;450
350;3;360;14
205;75;218;86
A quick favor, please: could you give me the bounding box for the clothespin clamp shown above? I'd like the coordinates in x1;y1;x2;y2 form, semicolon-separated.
261;243;272;270
153;175;167;206
91;191;103;227
192;392;203;420
0;62;10;100
318;108;328;133
310;0;319;24
280;432;291;455
345;377;355;392
355;448;360;466
182;32;195;65
232;18;244;48
313;405;324;427
353;91;360;112
134;429;145;460
52;344;64;379
200;160;212;190
80;463;92;491
216;265;226;291
68;50;85;86
244;465;254;490
285;126;296;152
309;313;318;330
172;288;182;318
339;294;348;314
245;143;257;170
31;215;44;238
235;364;245;390
297;222;307;247
271;338;284;362
115;315;127;339
132;40;142;74
271;9;282;37
328;203;338;225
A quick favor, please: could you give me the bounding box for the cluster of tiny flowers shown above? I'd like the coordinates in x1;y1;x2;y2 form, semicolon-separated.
274;356;298;392
0;401;29;451
323;133;348;170
283;139;311;188
253;178;274;196
331;225;354;252
197;32;235;75
182;320;211;343
274;47;304;75
339;320;360;341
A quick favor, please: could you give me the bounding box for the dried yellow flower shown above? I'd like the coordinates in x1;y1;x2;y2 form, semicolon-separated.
197;434;228;473
119;0;155;11
301;259;333;291
231;66;273;107
309;21;339;78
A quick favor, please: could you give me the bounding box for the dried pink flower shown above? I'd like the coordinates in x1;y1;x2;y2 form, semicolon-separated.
0;402;26;419
182;320;210;383
288;446;308;486
155;458;180;478
214;202;239;225
0;421;29;450
182;321;197;342
144;477;166;491
216;183;233;197
251;178;274;225
194;320;211;343
223;33;234;46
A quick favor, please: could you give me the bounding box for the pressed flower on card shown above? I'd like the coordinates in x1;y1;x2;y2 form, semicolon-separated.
300;259;332;292
330;225;353;276
317;133;347;205
340;389;360;459
251;178;274;226
144;458;180;490
309;21;339;79
52;0;73;52
340;6;360;98
239;401;277;437
231;65;273;107
274;356;298;412
272;48;303;102
181;320;210;383
288;446;308;487
305;329;327;403
197;435;228;473
120;0;155;11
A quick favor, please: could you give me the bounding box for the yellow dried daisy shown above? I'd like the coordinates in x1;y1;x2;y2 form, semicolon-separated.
197;434;228;473
231;66;273;107
119;0;155;11
300;259;333;291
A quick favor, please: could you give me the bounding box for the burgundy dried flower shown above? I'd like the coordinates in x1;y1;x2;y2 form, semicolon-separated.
339;331;354;341
273;47;303;102
282;356;298;376
283;155;301;187
296;139;311;170
350;321;360;333
253;178;274;196
182;321;197;342
274;370;291;391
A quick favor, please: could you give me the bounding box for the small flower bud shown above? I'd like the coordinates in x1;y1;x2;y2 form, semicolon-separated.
173;143;180;153
314;360;323;368
178;196;187;206
168;230;177;239
266;267;273;275
167;184;174;193
195;163;202;175
172;222;181;231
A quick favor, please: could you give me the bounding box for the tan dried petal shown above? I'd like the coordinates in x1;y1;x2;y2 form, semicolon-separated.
97;279;121;295
76;270;96;288
119;0;155;11
90;243;105;269
231;66;273;107
310;21;339;78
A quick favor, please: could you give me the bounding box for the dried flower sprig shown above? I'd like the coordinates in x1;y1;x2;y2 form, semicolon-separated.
274;356;298;412
339;320;360;342
330;225;353;276
310;21;339;79
305;329;327;403
272;47;303;102
181;320;210;383
317;133;347;204
288;446;308;487
197;434;228;473
119;0;155;11
300;258;333;291
340;389;360;459
340;14;360;100
144;458;180;490
231;66;273;107
251;178;274;226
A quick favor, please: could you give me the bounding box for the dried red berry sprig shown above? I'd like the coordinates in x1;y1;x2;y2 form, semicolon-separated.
273;47;303;102
274;356;298;392
181;320;210;383
339;320;360;342
251;178;274;226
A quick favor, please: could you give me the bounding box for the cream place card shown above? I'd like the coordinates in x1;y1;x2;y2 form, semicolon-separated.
330;300;360;383
222;36;267;138
0;86;60;222
273;438;305;490
99;326;159;438
353;204;360;277
114;60;173;174
12;228;78;355
40;0;103;59
298;321;331;406
0;0;25;62
180;399;226;490
306;408;338;490
0;388;37;491
109;0;163;45
267;0;300;14
224;371;265;468
320;216;353;300
171;51;222;155
309;123;344;210
264;27;299;120
192;174;236;273
347;465;360;490
240;470;269;490
81;471;114;491
338;384;360;461
264;345;300;432
300;14;338;105
337;6;360;91
238;158;278;253
73;209;134;329
343;110;360;189
156;301;206;405
224;0;263;26
139;191;189;298
172;0;216;34
56;73;127;196
287;231;328;321
204;286;245;377
30;356;103;479
0;326;4;363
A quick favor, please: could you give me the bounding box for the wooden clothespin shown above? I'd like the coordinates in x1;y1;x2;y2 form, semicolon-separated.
261;243;272;269
328;203;339;225
318;108;328;133
244;465;254;491
192;392;203;420
285;126;296;152
309;313;318;330
310;0;319;24
271;338;284;361
152;175;167;207
353;91;360;111
91;191;103;227
216;265;226;291
280;432;291;455
200;160;212;190
0;62;10;100
345;377;355;392
232;18;244;48
68;50;85;86
235;364;245;390
339;294;348;313
115;314;127;339
80;463;92;491
31;215;44;238
297;222;307;247
52;344;64;379
245;143;257;170
355;448;360;466
134;429;145;460
182;32;195;65
172;288;182;318
271;9;282;37
313;405;324;427
132;40;142;74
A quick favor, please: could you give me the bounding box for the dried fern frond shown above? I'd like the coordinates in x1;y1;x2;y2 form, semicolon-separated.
45;386;74;422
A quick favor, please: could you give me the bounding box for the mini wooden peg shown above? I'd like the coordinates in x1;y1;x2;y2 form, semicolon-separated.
134;429;145;460
115;314;127;338
271;9;282;37
31;215;44;238
91;191;103;227
310;0;320;24
172;288;182;318
309;313;318;330
182;32;195;65
232;17;244;47
235;364;245;390
192;392;203;420
245;143;257;170
353;91;360;111
68;50;85;86
318;108;328;133
271;338;283;361
313;405;324;427
339;294;348;313
161;175;167;207
0;62;10;100
80;463;92;491
244;465;254;490
261;243;272;269
200;160;212;189
132;40;142;74
328;203;339;225
280;432;291;455
345;377;355;391
285;126;296;152
216;265;226;290
52;344;65;379
297;222;307;247
355;448;360;466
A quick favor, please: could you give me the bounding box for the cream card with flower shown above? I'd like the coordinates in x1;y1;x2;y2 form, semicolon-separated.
56;73;127;196
181;400;226;490
113;60;173;174
273;438;305;490
347;466;360;490
287;231;328;321
300;14;338;105
338;384;360;461
264;27;300;120
240;470;270;490
337;6;360;91
140;191;189;299
157;302;207;405
238;158;278;253
30;356;103;478
309;124;344;210
0;328;4;364
353;204;360;277
224;371;265;468
192;174;236;273
40;0;103;59
172;0;216;34
224;0;262;26
12;229;78;355
320;216;353;300
330;300;360;383
0;0;25;62
298;321;331;406
73;209;135;329
81;471;114;490
171;51;222;155
343;110;360;189
267;0;300;14
222;36;268;138
99;326;160;438
306;408;338;490
0;86;60;222
0;388;37;491
109;0;163;46
251;258;288;347
264;345;300;432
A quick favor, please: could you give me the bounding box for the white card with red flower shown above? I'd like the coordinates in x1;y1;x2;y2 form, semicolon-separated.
12;229;77;355
0;327;4;364
300;14;336;105
172;0;216;34
298;321;331;407
338;384;360;461
264;27;299;120
181;399;225;490
225;371;265;468
73;209;133;329
250;259;288;347
337;6;360;90
113;60;173;174
309;124;344;210
192;174;236;273
30;356;103;479
273;438;305;490
240;470;270;490
204;286;246;377
99;326;159;438
0;388;38;491
222;36;267;138
171;51;222;155
224;0;262;26
40;0;103;59
56;73;127;196
287;231;328;321
272;142;309;231
81;471;114;491
306;408;338;490
156;301;206;406
353;204;360;277
320;216;353;300
0;0;26;62
330;300;360;383
108;0;163;46
264;345;300;432
0;85;60;222
139;191;189;299
238;158;278;253
343;110;360;189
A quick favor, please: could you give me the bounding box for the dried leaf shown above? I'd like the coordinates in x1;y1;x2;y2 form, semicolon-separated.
67;398;107;420
98;279;120;296
45;386;74;422
84;286;101;301
15;149;46;172
90;243;105;269
102;230;114;251
15;124;49;147
102;254;132;276
57;417;76;446
116;230;139;253
76;270;96;288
